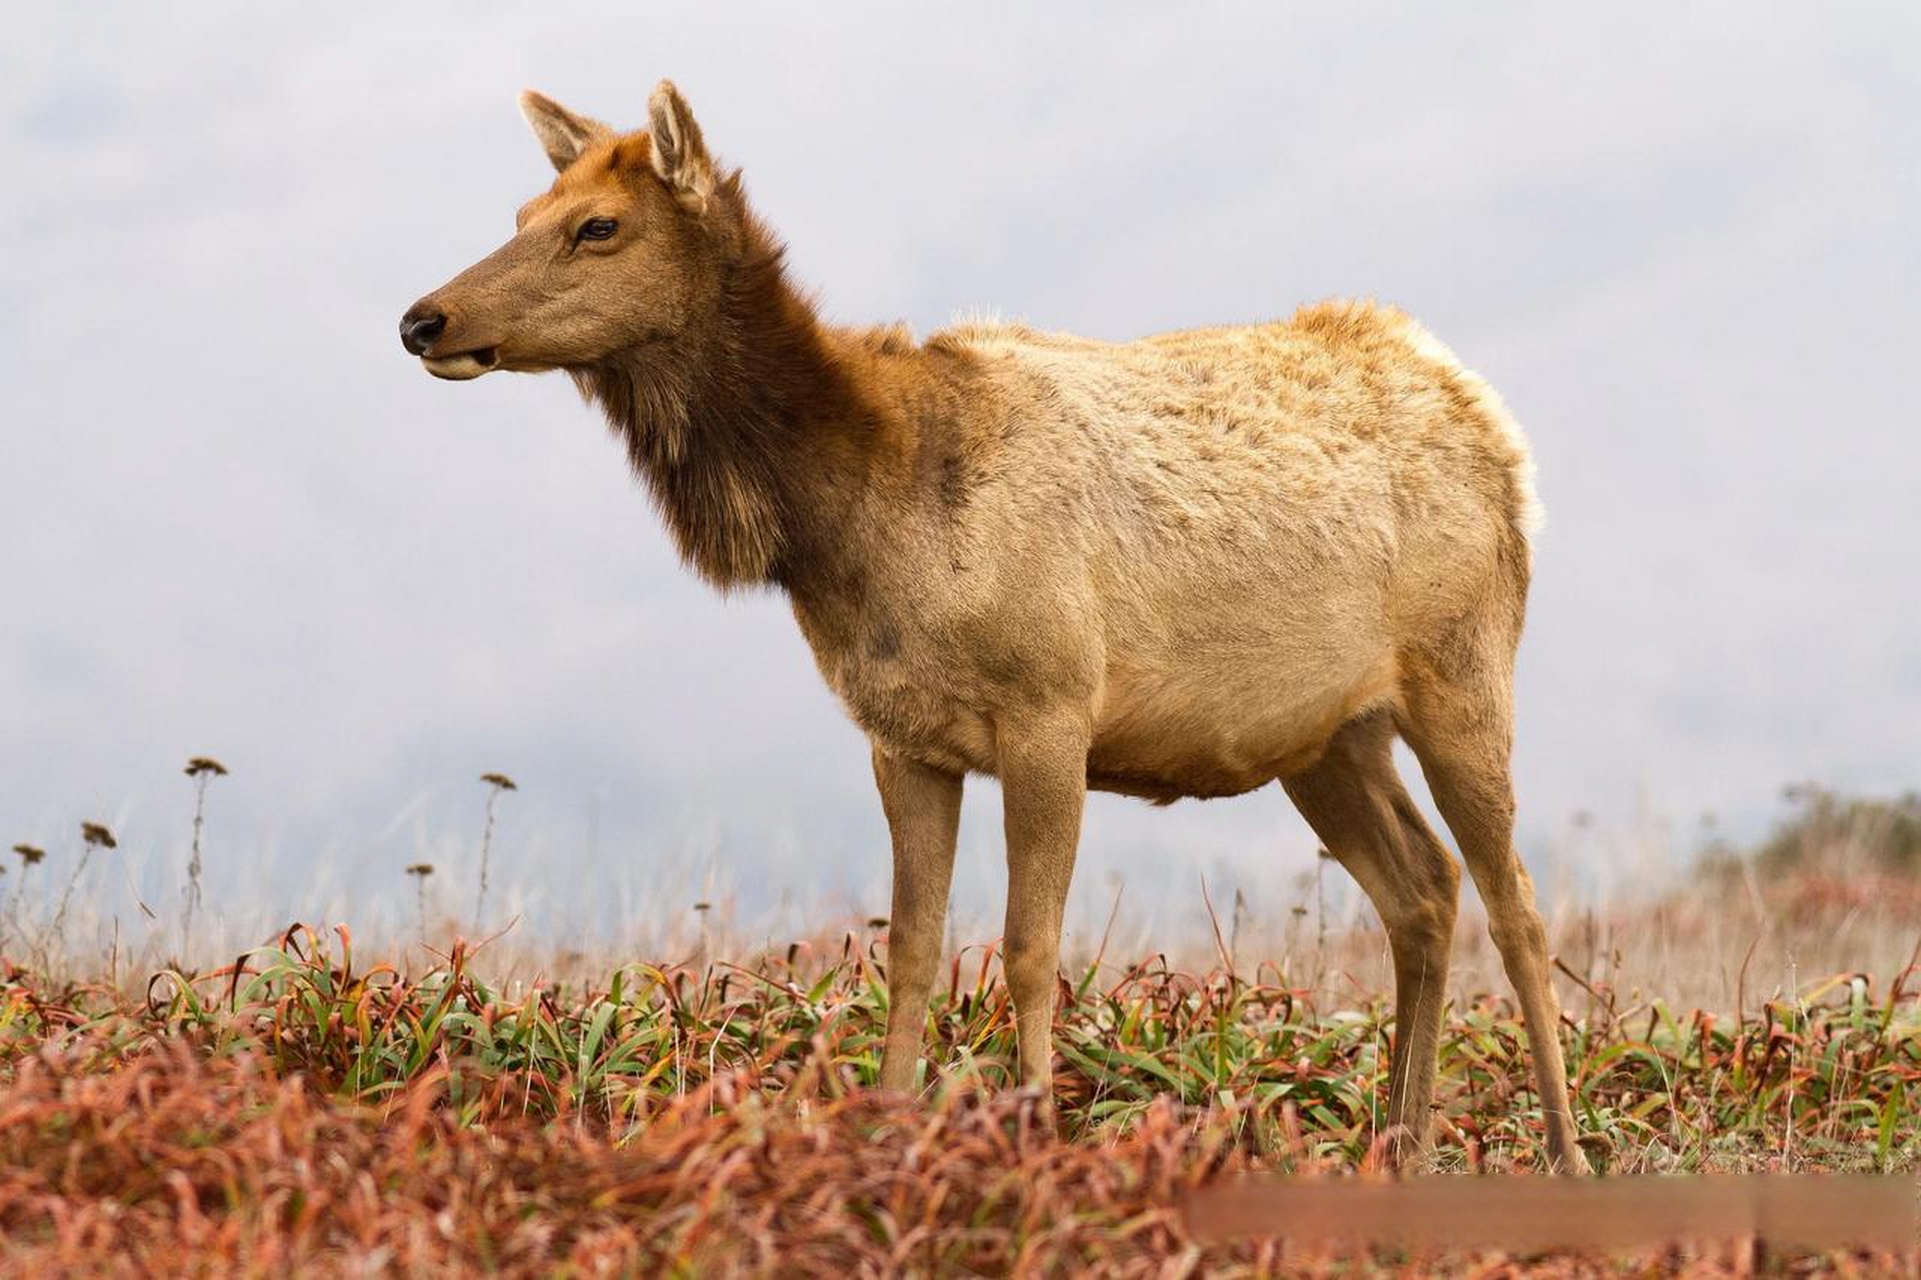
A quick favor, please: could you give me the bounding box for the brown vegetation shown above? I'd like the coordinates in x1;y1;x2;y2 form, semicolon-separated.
0;926;1914;1275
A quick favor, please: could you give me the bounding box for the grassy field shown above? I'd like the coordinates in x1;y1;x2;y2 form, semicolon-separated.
3;786;1918;1273
2;906;1916;1275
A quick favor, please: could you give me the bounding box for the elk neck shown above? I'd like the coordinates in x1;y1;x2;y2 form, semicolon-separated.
569;212;918;597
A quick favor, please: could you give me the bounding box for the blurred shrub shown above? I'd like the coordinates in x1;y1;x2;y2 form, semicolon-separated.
1702;785;1921;885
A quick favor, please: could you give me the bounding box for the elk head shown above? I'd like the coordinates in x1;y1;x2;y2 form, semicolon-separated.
399;81;725;381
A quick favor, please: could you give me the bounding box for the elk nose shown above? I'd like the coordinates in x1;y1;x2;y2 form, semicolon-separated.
399;304;447;355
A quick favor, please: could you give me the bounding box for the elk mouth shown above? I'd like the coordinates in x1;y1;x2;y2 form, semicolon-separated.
421;347;499;380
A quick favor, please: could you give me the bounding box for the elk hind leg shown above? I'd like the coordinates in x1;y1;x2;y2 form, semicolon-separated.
1401;651;1589;1173
1282;709;1460;1167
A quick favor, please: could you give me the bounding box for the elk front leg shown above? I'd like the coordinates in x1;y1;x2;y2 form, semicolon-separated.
872;744;963;1093
997;713;1089;1095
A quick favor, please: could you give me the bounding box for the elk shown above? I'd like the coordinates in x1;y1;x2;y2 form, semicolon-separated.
400;80;1587;1171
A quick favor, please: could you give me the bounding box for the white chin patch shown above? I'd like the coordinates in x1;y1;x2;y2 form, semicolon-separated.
422;352;497;381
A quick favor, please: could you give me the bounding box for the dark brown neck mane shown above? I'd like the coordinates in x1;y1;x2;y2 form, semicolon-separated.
571;185;859;591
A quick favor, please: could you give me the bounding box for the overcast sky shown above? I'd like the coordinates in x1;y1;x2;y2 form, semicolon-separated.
2;5;1916;948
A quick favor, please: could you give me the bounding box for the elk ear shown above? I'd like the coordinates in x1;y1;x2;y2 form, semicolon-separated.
518;90;613;173
647;80;715;213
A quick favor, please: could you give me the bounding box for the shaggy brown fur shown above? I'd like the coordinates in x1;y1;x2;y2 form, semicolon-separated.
400;80;1585;1171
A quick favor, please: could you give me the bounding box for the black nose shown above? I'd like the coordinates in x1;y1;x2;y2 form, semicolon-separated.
399;304;446;356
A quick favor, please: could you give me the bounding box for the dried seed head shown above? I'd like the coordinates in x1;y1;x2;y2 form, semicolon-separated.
406;863;435;878
12;843;46;866
185;756;230;778
866;917;889;930
480;773;518;792
693;901;712;913
80;822;117;850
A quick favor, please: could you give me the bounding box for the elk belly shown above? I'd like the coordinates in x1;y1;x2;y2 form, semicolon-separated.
1089;652;1399;800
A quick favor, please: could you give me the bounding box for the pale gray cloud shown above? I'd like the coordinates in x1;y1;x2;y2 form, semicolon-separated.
2;4;1915;943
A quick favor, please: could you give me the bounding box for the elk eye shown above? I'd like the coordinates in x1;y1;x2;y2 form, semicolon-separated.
577;217;618;242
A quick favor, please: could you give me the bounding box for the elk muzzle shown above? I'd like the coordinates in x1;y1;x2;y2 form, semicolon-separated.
399;298;500;381
398;304;445;355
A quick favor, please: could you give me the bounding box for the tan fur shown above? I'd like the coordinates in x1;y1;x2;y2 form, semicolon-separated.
401;80;1587;1171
